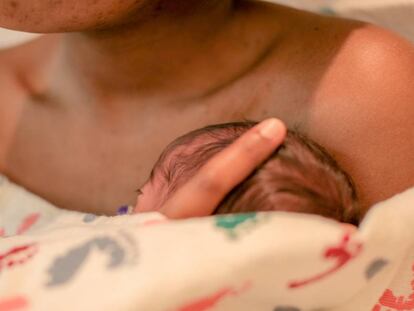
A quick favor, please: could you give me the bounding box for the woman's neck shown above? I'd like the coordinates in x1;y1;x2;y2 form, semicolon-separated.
53;0;279;104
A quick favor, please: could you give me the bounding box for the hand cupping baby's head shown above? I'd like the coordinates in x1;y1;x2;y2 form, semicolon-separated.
135;121;360;224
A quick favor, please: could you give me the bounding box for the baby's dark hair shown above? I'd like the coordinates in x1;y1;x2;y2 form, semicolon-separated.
151;121;360;224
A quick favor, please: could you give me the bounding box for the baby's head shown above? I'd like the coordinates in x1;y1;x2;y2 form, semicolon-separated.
135;121;360;224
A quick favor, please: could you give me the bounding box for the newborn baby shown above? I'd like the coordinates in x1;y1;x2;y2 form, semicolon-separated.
135;122;360;224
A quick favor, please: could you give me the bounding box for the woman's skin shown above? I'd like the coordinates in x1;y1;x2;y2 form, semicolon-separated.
0;0;413;216
159;118;287;219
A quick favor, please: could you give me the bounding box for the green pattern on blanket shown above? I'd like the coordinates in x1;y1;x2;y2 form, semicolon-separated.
215;213;257;230
215;213;270;240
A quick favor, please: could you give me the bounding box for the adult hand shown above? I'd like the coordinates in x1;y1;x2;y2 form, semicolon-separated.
158;118;287;219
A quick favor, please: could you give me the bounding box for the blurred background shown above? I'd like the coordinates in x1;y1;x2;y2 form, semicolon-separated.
1;0;413;48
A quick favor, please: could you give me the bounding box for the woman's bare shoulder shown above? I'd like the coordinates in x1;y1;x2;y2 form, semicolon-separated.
0;34;60;73
319;22;414;121
0;35;61;101
307;22;414;210
337;23;414;78
0;35;61;170
250;1;414;210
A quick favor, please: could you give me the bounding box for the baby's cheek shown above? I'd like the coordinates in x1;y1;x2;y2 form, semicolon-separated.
134;176;171;213
134;194;150;213
133;187;162;213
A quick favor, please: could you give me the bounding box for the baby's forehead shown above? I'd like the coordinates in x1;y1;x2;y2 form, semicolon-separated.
152;134;213;180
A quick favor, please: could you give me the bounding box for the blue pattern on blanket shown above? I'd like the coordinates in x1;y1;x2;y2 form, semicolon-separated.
46;236;126;287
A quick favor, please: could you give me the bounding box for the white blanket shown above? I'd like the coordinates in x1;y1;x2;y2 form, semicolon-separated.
1;175;414;311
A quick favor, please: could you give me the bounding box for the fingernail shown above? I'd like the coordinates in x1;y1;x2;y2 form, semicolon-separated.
258;118;283;139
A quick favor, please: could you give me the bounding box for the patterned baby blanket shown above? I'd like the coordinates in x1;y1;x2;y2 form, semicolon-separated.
1;1;414;310
1;175;414;311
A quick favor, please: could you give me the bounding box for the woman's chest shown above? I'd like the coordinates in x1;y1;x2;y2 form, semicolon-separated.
2;92;301;214
1;55;319;214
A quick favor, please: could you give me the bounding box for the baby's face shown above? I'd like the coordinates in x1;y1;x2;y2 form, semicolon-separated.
134;175;167;213
134;142;198;213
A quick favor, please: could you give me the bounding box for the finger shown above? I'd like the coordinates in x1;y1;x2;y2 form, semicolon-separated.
159;118;287;219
